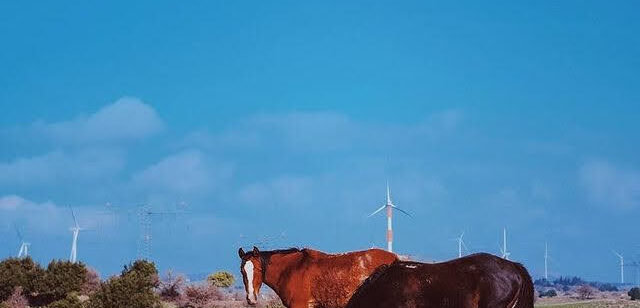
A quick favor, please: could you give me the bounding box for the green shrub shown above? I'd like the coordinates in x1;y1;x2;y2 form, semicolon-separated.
88;260;161;308
48;293;86;308
36;260;88;304
629;287;640;301
0;257;44;302
207;271;235;288
539;289;557;298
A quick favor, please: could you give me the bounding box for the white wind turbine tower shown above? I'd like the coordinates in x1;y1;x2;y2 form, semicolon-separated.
369;182;411;253
69;207;84;263
457;232;468;258
15;226;30;258
613;251;624;284
500;227;511;260
544;242;549;280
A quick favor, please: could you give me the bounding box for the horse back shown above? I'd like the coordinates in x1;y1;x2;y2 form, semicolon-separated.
297;248;397;308
346;253;534;308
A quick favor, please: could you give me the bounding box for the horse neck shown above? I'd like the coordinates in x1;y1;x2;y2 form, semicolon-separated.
261;251;304;294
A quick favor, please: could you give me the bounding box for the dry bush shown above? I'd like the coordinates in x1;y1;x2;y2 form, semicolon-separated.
159;271;186;302
83;267;101;295
178;283;223;308
1;287;28;308
576;285;597;299
311;270;350;308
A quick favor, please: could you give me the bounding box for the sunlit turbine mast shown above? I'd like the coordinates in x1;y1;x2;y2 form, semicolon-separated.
457;232;468;258
500;228;511;260
369;182;411;253
544;242;549;280
614;251;624;284
69;206;83;263
15;226;30;258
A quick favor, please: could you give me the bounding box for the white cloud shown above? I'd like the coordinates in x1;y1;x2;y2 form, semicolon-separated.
131;150;233;196
0;194;56;211
580;160;640;209
0;195;114;240
33;97;164;145
179;109;464;153
0;148;125;187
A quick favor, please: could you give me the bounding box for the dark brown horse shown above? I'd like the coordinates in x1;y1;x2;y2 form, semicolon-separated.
345;253;534;308
238;246;398;308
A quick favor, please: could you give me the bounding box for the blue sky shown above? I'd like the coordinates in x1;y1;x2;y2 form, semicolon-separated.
1;1;639;282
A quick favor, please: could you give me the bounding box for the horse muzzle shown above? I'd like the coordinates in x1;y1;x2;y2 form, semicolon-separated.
246;296;257;306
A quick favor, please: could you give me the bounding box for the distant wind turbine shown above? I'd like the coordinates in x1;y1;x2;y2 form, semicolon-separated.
500;228;511;260
544;242;549;280
457;232;468;258
69;206;84;263
613;251;624;284
368;182;411;253
15;226;30;258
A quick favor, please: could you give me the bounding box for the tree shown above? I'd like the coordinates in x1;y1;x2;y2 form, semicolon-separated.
88;260;161;308
35;260;88;304
48;293;85;308
207;271;235;288
0;257;44;302
629;287;640;301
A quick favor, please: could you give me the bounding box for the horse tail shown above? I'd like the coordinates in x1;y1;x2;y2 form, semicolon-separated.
509;262;534;308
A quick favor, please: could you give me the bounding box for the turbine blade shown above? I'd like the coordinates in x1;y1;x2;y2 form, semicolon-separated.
14;224;23;241
70;206;79;227
391;205;412;217
368;205;386;217
386;182;392;205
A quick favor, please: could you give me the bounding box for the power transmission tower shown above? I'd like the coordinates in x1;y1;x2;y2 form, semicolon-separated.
137;204;185;260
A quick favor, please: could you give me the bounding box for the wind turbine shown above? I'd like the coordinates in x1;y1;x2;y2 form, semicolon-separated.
613;251;624;284
500;228;510;260
544;242;549;280
69;206;84;263
15;226;30;258
368;182;411;253
457;232;468;258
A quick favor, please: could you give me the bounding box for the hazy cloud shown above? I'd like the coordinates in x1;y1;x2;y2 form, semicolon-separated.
130;149;233;197
32;97;164;145
0;148;125;188
0;194;56;211
580;160;640;209
179;109;464;153
238;175;314;208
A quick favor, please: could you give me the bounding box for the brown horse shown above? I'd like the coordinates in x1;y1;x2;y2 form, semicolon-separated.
345;253;534;308
238;246;397;308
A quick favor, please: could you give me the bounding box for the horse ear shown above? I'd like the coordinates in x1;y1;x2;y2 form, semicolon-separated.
238;248;245;258
253;246;260;254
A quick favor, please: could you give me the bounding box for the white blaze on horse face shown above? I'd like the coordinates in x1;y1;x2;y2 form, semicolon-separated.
244;260;257;303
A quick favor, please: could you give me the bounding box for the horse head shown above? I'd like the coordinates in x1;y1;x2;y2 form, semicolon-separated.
238;246;264;306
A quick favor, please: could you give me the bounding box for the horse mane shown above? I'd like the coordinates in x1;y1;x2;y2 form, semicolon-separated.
253;247;303;274
257;247;301;258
